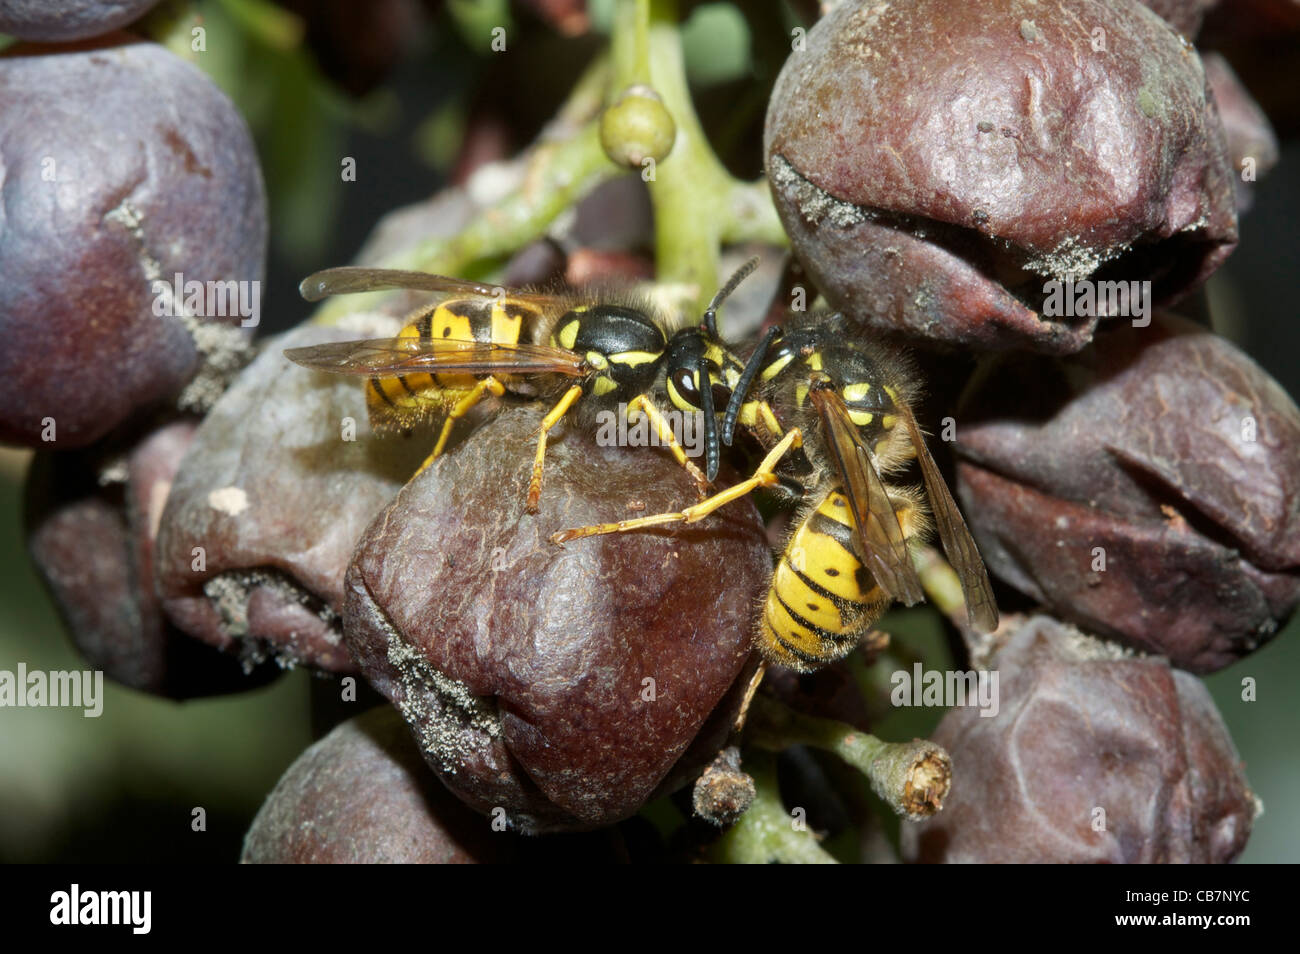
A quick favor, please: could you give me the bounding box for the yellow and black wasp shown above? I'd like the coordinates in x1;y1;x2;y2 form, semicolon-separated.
554;309;999;672
283;265;754;512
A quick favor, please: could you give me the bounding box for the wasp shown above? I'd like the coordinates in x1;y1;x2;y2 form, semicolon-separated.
553;310;999;672
283;265;754;512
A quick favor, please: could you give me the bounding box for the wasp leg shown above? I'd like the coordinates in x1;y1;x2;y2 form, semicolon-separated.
551;427;803;542
413;376;507;478
526;384;584;514
733;661;768;733
626;393;710;499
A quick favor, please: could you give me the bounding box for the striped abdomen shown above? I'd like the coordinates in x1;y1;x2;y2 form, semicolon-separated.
365;297;536;433
758;489;909;671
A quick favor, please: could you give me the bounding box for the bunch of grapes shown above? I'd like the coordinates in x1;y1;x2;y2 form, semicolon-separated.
4;0;1297;863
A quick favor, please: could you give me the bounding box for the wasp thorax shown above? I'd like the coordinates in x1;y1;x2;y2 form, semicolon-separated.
552;304;667;399
839;379;899;430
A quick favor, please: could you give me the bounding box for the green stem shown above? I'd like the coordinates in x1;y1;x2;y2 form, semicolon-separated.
141;0;206;61
633;0;652;85
217;0;304;50
611;0;786;324
310;58;616;327
307;4;787;331
916;545;970;629
746;695;952;821
710;750;838;864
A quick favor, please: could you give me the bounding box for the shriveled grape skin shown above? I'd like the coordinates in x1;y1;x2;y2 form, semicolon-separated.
0;38;266;448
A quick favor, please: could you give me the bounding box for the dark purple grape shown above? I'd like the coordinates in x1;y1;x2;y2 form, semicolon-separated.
956;312;1300;673
344;405;772;833
765;0;1236;351
0;1;159;42
0;38;265;449
902;615;1257;863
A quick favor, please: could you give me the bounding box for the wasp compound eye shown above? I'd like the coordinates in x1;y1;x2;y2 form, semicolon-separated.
670;366;702;408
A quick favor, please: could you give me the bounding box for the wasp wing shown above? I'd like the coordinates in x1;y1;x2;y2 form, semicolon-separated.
283;338;589;377
900;409;1000;632
809;387;926;607
299;266;562;305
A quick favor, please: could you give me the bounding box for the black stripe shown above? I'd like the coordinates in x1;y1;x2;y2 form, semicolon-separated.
469;306;494;339
807;510;856;553
806;510;881;595
764;609;831;667
417;311;433;340
792;564;868;612
442;299;476;317
444;298;493;334
397;374;418;397
369;377;396;407
774;593;856;646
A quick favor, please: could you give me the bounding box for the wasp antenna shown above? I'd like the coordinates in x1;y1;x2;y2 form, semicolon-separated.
722;326;778;446
703;257;761;338
697;355;720;483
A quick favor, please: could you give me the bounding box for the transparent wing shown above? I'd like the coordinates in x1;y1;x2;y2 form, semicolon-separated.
810;387;926;607
899;408;1000;632
283;337;588;377
298;266;562;305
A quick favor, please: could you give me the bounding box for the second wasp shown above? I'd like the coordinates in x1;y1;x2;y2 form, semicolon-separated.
555;305;999;671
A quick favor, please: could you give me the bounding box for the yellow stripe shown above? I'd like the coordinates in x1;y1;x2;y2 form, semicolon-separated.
843;382;871;402
848;410;874;427
772;560;844;631
490;301;525;345
786;521;865;603
759;353;794;381
375;375;406;403
403;372;435;393
431;304;475;341
665;377;688;411
763;596;826;659
609;350;660;366
556;319;579;351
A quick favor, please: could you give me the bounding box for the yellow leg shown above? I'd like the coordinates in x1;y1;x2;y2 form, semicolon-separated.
526;384;584;514
550;427;803;543
626;393;709;498
733;661;768;733
413;377;506;477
